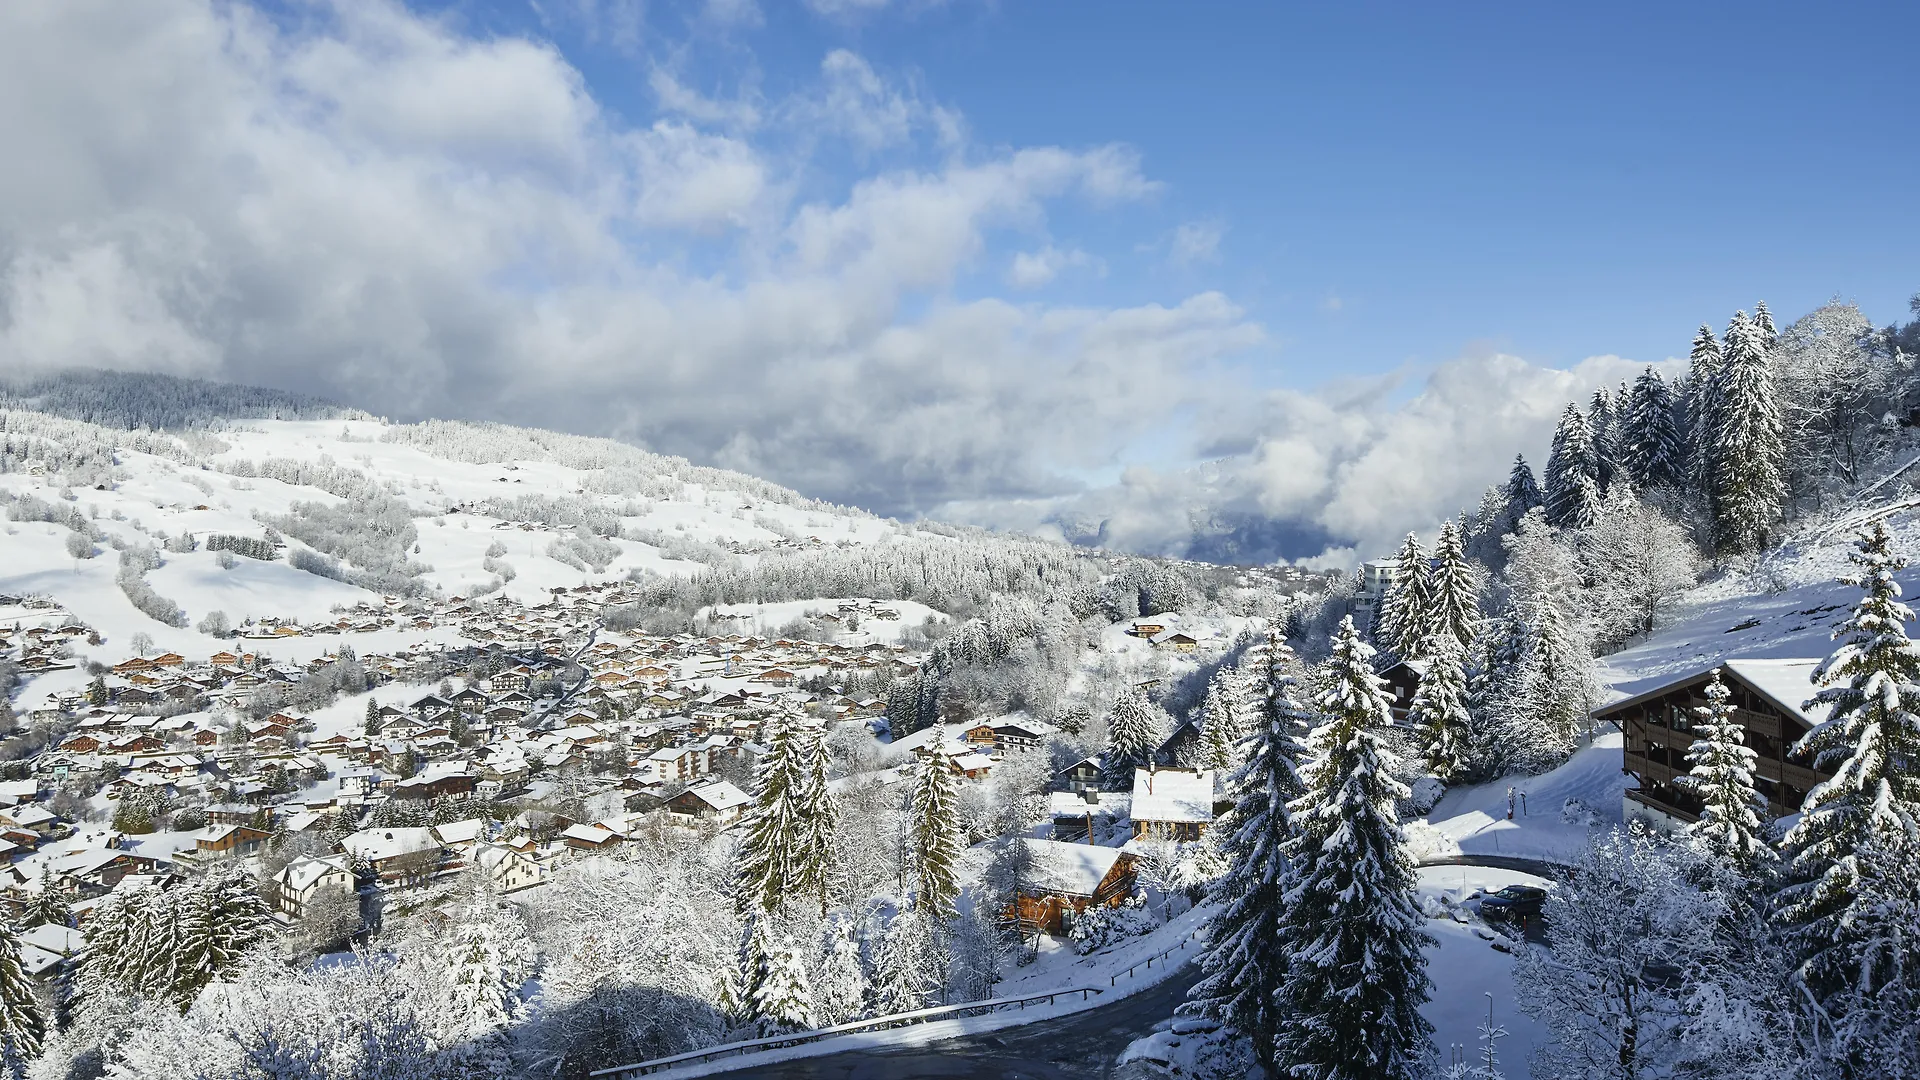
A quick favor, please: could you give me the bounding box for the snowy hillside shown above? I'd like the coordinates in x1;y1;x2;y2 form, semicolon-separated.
0;405;972;658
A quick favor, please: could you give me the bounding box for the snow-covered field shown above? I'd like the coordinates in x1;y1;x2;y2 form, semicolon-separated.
1414;732;1625;865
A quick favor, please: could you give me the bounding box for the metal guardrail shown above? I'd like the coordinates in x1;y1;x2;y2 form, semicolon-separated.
1108;924;1205;986
590;985;1106;1078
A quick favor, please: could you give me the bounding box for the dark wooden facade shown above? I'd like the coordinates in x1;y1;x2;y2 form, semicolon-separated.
1010;853;1137;935
1594;662;1833;824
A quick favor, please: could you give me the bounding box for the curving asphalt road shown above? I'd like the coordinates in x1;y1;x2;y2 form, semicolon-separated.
684;855;1555;1080
691;967;1204;1080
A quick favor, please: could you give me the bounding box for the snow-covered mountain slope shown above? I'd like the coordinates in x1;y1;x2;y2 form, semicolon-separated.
1599;502;1920;697
0;403;974;663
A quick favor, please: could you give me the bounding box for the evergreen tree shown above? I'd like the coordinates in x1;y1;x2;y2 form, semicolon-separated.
1184;631;1313;1069
1623;367;1685;490
1588;386;1620;492
873;909;944;1014
1775;524;1920;1016
86;675;107;707
1752;298;1777;346
1544;403;1601;529
22;868;69;929
750;935;818;1035
1680;670;1773;873
0;924;42;1080
1709;311;1786;555
813;916;869;1026
736;715;830;916
1502;455;1543;534
1099;686;1158;791
728;911;771;1029
1375;532;1432;662
1409;635;1473;785
798;719;839;915
909;751;963;920
1425;521;1477;654
1275;616;1435;1080
1685;323;1726;487
364;697;380;736
1199;668;1246;772
442;918;513;1043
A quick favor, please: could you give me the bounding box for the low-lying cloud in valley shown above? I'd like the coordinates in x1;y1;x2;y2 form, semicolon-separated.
0;0;1664;564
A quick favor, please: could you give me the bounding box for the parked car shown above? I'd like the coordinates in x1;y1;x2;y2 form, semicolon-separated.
1477;884;1547;920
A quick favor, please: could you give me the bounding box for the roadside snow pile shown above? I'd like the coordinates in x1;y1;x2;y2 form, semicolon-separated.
1117;1015;1261;1078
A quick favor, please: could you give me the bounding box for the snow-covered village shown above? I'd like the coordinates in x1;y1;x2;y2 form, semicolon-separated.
1;4;1917;1080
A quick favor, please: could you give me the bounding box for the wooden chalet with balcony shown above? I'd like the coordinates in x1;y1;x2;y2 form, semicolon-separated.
1594;658;1834;829
1009;838;1137;935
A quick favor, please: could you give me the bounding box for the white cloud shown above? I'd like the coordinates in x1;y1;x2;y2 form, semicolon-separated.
628;122;767;230
1005;245;1094;289
649;69;762;129
0;0;1250;520
1169;220;1223;266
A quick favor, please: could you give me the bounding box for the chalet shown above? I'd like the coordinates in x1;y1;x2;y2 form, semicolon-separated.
1130;767;1214;841
1010;838;1138;935
50;849;158;892
471;841;541;892
197;824;270;860
390;762;477;800
666;780;750;824
1597;659;1835;829
275;854;356;918
339;827;446;885
1378;659;1429;722
560;823;621;852
1050;757;1103;796
1150;631;1201;653
965;720;1057;755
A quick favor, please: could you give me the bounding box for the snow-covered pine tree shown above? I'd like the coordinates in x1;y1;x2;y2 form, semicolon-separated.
1409;634;1473;785
1099;686;1158;791
872;909;943;1014
1680;670;1774;874
909;751;963;920
729;911;772;1031
1775;524;1920;1021
1425;521;1477;654
1623;367;1684;490
364;696;380;735
735;714;821;916
1275;616;1435;1080
0;923;42;1080
1752;298;1776;346
1183;631;1313;1070
1503;455;1543;534
1199;667;1246;772
812;916;869;1026
1375;532;1432;662
1708;310;1785;555
441;917;513;1044
1588;386;1620;493
799;718;839;915
750;934;818;1035
23;868;69;929
1685;323;1726;487
1544;403;1601;529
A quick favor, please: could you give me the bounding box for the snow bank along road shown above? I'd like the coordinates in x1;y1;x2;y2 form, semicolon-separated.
696;967;1205;1080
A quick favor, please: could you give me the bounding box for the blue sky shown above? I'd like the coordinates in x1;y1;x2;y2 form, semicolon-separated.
6;0;1916;559
470;0;1920;384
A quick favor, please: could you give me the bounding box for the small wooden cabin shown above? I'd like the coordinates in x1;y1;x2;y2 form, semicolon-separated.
1009;838;1137;935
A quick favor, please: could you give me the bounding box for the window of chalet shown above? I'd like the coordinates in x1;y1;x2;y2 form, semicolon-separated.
1784;784;1807;810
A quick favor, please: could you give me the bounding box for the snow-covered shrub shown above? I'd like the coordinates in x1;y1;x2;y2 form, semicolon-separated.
214;550;236;570
196;610;231;637
267;494;433;596
546;530;620;573
1560;797;1602;827
64;529;96;561
116;547;186;627
1067;894;1154;954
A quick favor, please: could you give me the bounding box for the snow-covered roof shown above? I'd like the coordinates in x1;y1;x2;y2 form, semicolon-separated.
1021;838;1128;897
431;819;486;846
340;827;441;862
279;853;352;892
1599;657;1825;726
561;823;616;845
1130;767;1214;824
679;779;749;812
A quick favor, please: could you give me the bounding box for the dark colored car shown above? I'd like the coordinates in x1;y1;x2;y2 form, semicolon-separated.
1477;884;1547;919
